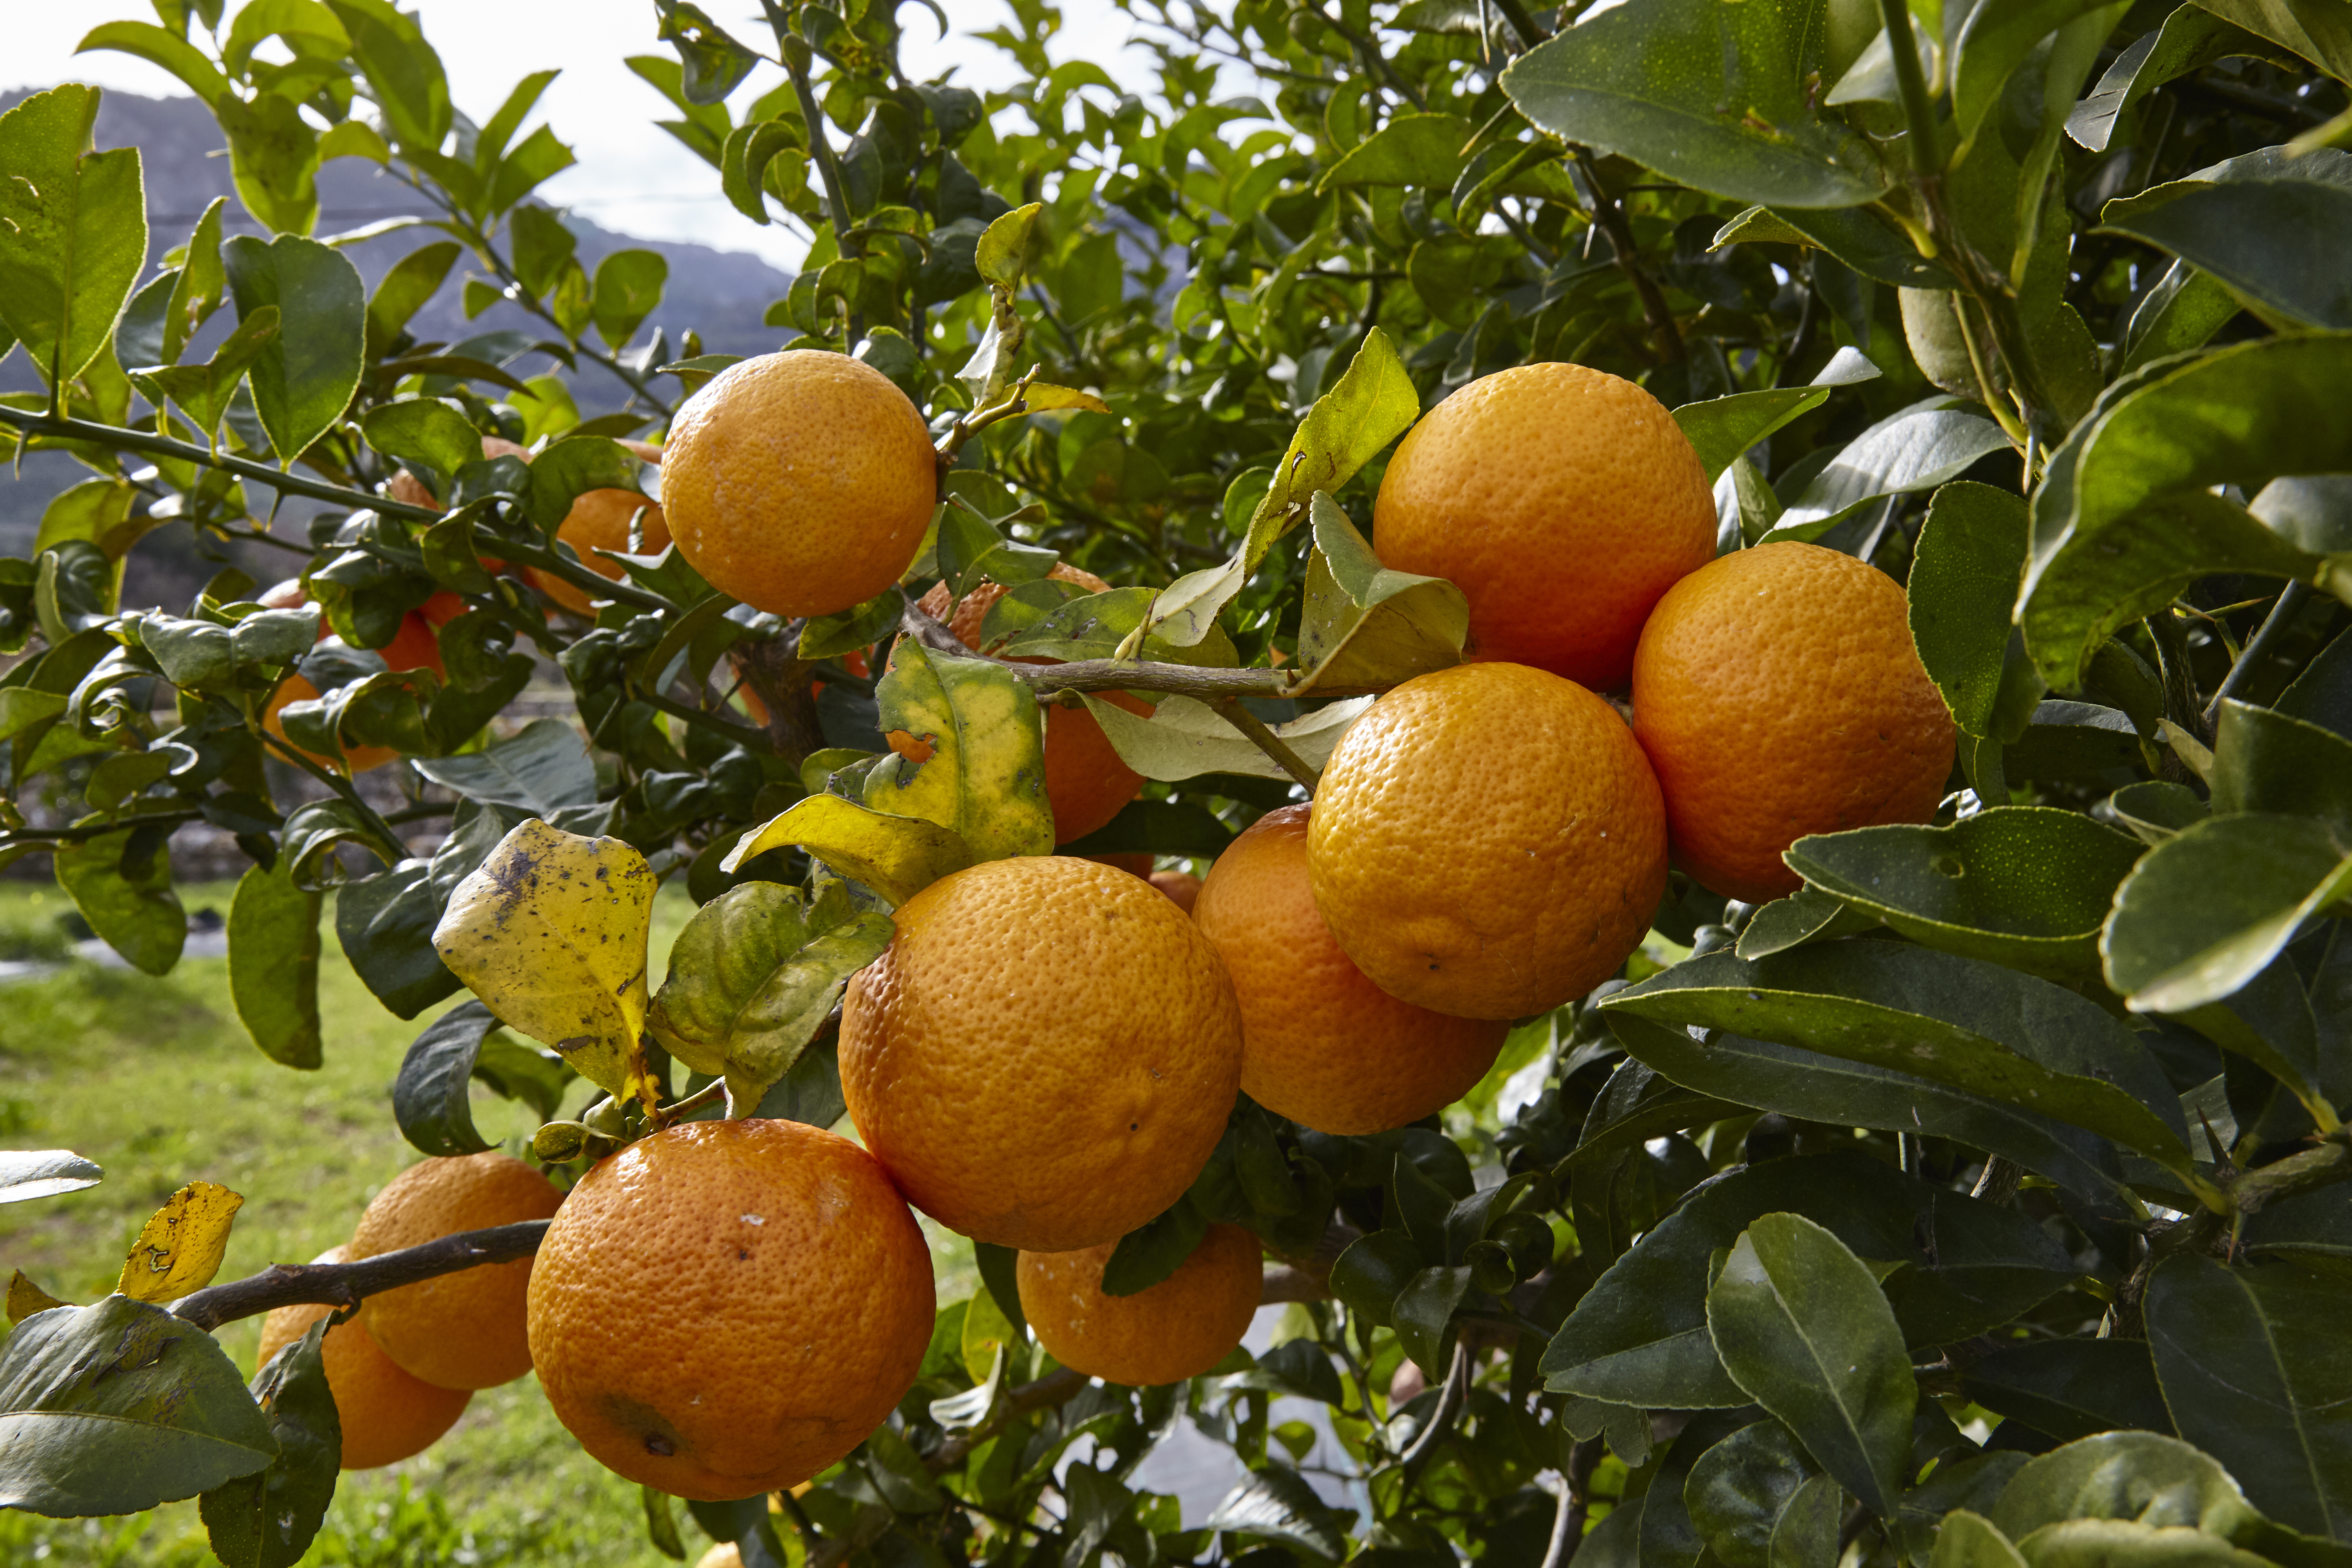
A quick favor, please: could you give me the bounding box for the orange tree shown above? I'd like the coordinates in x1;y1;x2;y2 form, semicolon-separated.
3;0;2352;1563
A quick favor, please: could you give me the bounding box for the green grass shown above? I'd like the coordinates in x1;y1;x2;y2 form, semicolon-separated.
0;877;968;1566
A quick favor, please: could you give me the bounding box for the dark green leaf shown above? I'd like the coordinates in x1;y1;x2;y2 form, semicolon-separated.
1671;348;1880;482
2210;699;2352;839
410;718;598;813
645;880;893;1107
2147;1252;2352;1541
365;240;460;358
1683;1417;1828;1568
1766;403;2011;541
328;0;451;155
1783;809;2144;980
2101;179;2352;330
0;86;149;384
1561;1058;1745;1173
1059;799;1238;859
199;1318;339;1568
656;1;759;104
1393;1264;1475;1375
2279;630;2352;744
1202;1463;1349;1558
2020;333;2352;690
2102;814;2352;1016
1101;1199;1210;1298
2067;7;2298;152
1604;1011;2135;1209
2121;259;2243;375
335;860;461;1019
1500;0;1890;209
1991;1430;2294;1554
228;857;323;1070
390;1000;500;1156
1734;886;1880;960
521;435;645;534
361;397;482;483
222;235;366;462
129;306;279;444
55;828;185;977
0;1295;277;1517
1610;945;2194;1172
1707;1212;1914;1518
1960;1338;2175;1444
1329;1228;1424;1326
1910;482;2046;743
1544;1149;2073;1408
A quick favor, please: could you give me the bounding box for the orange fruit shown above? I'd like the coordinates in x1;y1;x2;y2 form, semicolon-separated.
1631;541;1957;903
1149;869;1202;914
1017;1223;1263;1386
348;1152;564;1390
1372;363;1716;690
254;1248;471;1470
526;1119;933;1502
663;351;937;616
263;672;400;775
1308;662;1668;1020
1196;804;1507;1133
841;856;1244;1251
919;564;1149;843
528;438;671;617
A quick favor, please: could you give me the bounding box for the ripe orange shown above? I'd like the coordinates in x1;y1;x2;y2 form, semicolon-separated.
348;1152;564;1390
1631;541;1957;902
1196;805;1507;1133
1149;869;1202;913
663;351;938;616
255;1248;471;1470
1308;662;1668;1020
1017;1223;1262;1386
526;1119;934;1502
528;438;671;617
1372;363;1716;691
841;856;1243;1252
919;563;1149;842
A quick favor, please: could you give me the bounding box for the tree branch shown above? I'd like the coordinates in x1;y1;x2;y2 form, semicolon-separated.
172;1220;550;1332
1568;151;1683;364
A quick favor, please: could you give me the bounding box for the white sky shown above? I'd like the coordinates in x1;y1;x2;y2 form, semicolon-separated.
4;1;1172;269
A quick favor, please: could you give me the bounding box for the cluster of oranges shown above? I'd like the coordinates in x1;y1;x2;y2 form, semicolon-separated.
312;350;1954;1505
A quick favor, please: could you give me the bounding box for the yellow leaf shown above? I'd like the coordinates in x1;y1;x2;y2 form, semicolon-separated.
432;818;662;1111
7;1269;65;1323
116;1180;244;1303
1024;382;1111;414
723;793;973;908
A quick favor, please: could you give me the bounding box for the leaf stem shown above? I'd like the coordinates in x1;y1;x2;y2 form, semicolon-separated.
173;1219;549;1331
2202;580;2314;725
1400;1339;1473;1479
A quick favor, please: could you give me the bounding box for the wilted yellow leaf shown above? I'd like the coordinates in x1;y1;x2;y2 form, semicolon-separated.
1024;382;1111;414
432;818;661;1111
723;793;973;908
8;1268;65;1323
116;1179;244;1302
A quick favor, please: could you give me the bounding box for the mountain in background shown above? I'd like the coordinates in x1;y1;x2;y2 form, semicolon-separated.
0;88;796;608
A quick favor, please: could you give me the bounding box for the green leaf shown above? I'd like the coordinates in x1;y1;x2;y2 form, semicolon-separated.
1610;944;2195;1171
2101;178;2352;330
1081;692;1368;783
720;119;805;224
410;718;598;814
1672;347;1880;482
1393;1264;1475;1375
334;861;462;1020
1909;482;2047;742
56;828;185;977
975;200;1047;291
2020;333;2352;690
1684;1418;1831;1568
646;880;894;1107
1992;1430;2302;1557
221;235;366;463
2121;259;2244;376
521;435;645;534
1604;1009;2136;1208
198;1318;339;1568
2068;8;2307;152
212;92;322;237
2182;0;2352;80
2280;629;2352;743
2102;814;2352;1016
129;305;279;445
227;857;322;1071
591;248;667;350
1316;112;1479;193
2147;1252;2352;1540
985;584;1239;668
1766;402;2012;540
361;396;482;483
1960;1338;2176;1443
1560;1059;1746;1176
1202;1464;1350;1560
861;639;1053;861
2210;698;2352;837
0;1294;278;1516
1501;0;1889;207
725;793;974;908
0;86;149;384
1291;493;1467;694
328;0;452;155
1725;202;1952;288
1782;808;2145;980
1330;1230;1425;1327
655;0;760;104
1734;885;1880;959
1101;1199;1210;1298
75;21;232;106
1707;1212;1916;1518
364;239;460;358
1148;328;1418;648
1543;1148;2073;1408
1933;1512;2030;1568
390;1000;499;1156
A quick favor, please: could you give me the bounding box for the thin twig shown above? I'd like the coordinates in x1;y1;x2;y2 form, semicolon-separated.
1568;151;1682;364
173;1220;550;1331
1211;696;1321;793
0;405;433;522
1400;1339;1473;1478
2203;580;2315;725
1540;1439;1604;1568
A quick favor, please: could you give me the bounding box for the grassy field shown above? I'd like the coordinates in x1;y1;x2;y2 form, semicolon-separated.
0;877;969;1566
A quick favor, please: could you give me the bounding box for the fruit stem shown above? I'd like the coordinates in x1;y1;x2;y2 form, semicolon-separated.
1211;696;1323;794
170;1219;551;1332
